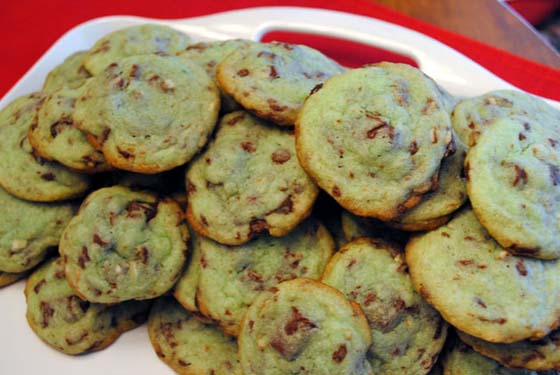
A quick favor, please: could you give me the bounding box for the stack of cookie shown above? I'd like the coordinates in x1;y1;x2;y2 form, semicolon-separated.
1;23;560;375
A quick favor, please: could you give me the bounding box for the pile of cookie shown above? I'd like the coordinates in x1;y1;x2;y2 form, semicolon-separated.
1;23;560;375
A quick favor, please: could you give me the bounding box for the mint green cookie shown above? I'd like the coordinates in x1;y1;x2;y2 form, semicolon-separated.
239;278;373;375
0;93;90;201
83;24;191;76
60;186;188;303
406;208;560;343
74;55;220;173
196;218;334;336
442;340;548;375
148;296;242;375
25;258;150;355
0;186;76;273
43;51;91;93
322;237;447;375
458;329;560;371
30;85;110;172
177;39;253;112
451;90;560;147
217;42;344;126
296;63;453;221
186;111;318;245
466;116;560;259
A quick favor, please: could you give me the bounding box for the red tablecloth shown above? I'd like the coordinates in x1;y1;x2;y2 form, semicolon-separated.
1;0;559;100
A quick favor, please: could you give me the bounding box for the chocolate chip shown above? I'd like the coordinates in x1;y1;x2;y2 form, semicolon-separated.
332;344;347;363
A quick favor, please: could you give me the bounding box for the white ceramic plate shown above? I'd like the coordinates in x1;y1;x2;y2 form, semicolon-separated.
1;7;559;375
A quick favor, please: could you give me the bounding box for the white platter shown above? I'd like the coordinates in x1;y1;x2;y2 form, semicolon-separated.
1;6;559;375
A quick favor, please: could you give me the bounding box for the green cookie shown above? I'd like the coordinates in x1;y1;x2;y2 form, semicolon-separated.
0;186;76;273
25;257;150;355
322;237;447;375
407;208;560;343
74;55;220;173
217;42;344;126
186;111;318;245
0;93;90;201
148;296;242;375
83;24;191;75
238;278;373;375
466;116;560;259
296;63;453;221
60;186;188;303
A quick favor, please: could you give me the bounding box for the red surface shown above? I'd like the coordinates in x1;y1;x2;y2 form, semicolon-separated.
261;31;419;68
1;0;559;101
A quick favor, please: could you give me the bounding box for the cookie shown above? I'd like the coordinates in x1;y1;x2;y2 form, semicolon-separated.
148;296;242;375
442;340;547;375
217;42;344;126
173;231;202;313
406;208;560;343
83;24;191;76
74;55;220;173
25;257;150;355
0;270;28;287
43;51;91;93
458;329;560;371
196;218;335;336
186;111;318;245
466;116;560;259
451;90;560;147
390;138;467;231
341;210;410;246
238;278;373;375
296;63;454;221
60;186;188;303
29;85;111;172
176;39;253;112
0;93;90;201
322;237;447;375
0;186;76;273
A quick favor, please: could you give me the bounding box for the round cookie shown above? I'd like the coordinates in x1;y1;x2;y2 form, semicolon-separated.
29;85;111;172
0;93;90;201
217;42;344;126
406;208;560;343
196;218;335;336
176;39;253;112
296;63;454;221
25;257;150;355
390;138;467;231
186;110;318;245
322;237;447;375
0;186;76;273
173;231;203;313
0;270;28;288
466;116;560;259
74;55;220;173
60;186;188;303
442;340;551;375
451;90;560;147
83;24;191;76
458;330;560;371
148;296;242;375
238;278;373;375
43;51;91;93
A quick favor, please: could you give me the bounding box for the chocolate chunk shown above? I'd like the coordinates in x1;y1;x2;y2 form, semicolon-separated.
332;344;347;363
